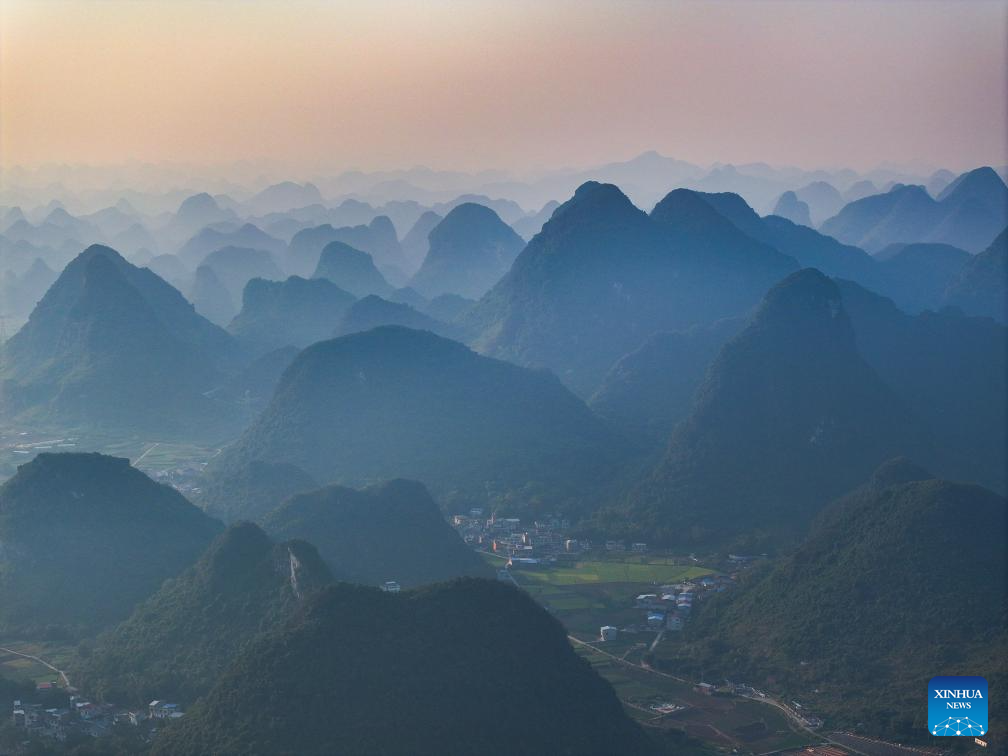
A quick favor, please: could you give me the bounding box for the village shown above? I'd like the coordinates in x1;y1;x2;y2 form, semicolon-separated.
449;509;760;639
9;686;183;747
446;511;847;747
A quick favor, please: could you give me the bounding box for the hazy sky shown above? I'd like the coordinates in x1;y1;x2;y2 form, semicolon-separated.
2;0;1006;174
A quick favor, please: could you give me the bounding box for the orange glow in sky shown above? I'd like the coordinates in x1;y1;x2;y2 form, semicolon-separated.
2;0;1006;172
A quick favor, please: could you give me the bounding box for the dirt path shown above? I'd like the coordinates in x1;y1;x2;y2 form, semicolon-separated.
0;645;71;688
134;442;160;465
567;635;851;751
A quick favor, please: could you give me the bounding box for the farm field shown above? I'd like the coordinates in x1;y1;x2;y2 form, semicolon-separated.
480;551;814;753
0;639;75;687
0;426;221;483
575;641;815;753
480;551;712;636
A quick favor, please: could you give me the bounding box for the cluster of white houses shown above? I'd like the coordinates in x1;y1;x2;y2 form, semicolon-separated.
601;573;735;640
451;511;578;563
11;695;183;742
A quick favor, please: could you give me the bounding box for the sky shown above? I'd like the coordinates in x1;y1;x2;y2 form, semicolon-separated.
1;0;1006;175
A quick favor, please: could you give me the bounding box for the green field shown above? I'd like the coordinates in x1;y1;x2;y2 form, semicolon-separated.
482;551;814;753
0;424;222;481
519;559;711;586
481;552;712;637
0;640;75;687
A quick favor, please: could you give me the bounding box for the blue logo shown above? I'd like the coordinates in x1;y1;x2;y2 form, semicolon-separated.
929;676;987;737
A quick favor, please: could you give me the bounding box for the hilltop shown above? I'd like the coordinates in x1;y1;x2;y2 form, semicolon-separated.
207;326;627;513
311;241;393;298
0;453;223;635
0;244;241;436
263;479;492;587
605;270;920;548
72;523;331;705
409;202;525;299
465;182;796;396
664;462;1007;743
227;276;356;352
151;579;651;756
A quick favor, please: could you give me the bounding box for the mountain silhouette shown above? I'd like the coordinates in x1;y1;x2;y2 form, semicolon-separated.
150;579;650;756
207;326;626;512
263;479;493;587
1;245;241;435
409;203;525;299
607;269;920;547
465;182;797;396
0;453;223;635
312;241;393;297
228;275;356;353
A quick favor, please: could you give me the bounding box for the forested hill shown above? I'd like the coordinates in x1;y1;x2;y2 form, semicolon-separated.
660;459;1007;744
72;522;332;705
151;579;652;756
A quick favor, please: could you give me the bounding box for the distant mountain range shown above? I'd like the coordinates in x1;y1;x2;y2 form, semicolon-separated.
772;191;811;226
465;181;798;396
197;245;284;304
820;167;1007;253
178;223;284;268
589;318;743;445
0;245;243;436
944;227;1007;322
602;270;922;548
227;275;356;353
409;202;524;299
399;210;442;271
332;295;455;339
312;240;393;298
838;278;1007;492
287;217;405;280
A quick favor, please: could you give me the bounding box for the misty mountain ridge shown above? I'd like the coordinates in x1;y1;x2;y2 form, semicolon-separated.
206;325;628;513
409;202;525;299
1;244;243;435
465;181;798;396
601;269;923;548
821;167;1007;252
